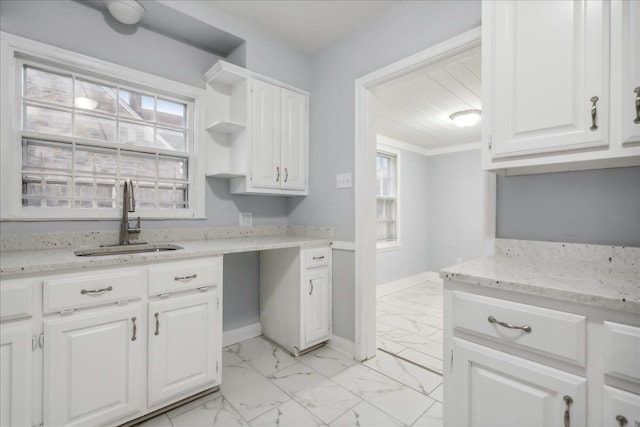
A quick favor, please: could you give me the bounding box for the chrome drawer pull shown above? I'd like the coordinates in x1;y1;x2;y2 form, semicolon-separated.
312;256;325;260
154;312;160;336
616;415;628;426
131;317;137;341
563;395;573;427
81;286;113;295
174;274;197;281
590;96;599;131
487;315;532;333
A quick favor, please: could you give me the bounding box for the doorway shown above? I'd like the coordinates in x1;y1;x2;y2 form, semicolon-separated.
353;27;495;363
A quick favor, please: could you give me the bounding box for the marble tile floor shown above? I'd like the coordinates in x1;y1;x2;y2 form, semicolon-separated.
137;281;443;427
137;335;442;427
376;279;444;375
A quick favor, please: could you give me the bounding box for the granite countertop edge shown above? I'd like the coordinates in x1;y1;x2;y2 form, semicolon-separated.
0;235;332;277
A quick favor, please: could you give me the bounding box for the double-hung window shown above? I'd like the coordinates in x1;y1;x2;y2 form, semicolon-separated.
376;148;400;249
1;33;205;220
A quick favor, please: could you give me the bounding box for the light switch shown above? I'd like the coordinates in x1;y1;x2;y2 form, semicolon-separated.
336;172;352;189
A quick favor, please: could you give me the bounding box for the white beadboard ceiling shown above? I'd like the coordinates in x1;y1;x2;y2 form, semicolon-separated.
373;45;481;151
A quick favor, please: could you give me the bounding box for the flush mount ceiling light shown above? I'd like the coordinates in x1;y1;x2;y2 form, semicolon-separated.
106;0;145;25
449;109;482;128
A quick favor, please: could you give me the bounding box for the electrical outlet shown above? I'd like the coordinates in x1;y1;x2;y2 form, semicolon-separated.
239;212;252;227
456;257;462;266
336;172;352;189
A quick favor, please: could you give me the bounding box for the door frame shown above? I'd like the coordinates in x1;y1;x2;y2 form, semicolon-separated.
353;26;494;361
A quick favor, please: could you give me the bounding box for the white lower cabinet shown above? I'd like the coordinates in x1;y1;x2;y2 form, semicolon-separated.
148;290;220;406
603;386;640;427
44;304;142;427
451;338;586;427
0;321;32;427
260;245;332;355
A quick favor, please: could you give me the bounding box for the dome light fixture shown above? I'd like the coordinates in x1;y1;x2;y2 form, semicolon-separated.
449;109;481;128
106;0;145;25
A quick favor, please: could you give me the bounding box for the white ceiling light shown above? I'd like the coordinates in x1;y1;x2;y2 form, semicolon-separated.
449;109;481;128
106;0;145;25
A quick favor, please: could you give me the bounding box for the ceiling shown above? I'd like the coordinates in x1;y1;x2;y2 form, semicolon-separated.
373;45;482;152
206;0;397;54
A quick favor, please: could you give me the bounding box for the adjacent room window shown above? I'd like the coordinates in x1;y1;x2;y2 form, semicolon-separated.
376;149;400;249
1;34;204;220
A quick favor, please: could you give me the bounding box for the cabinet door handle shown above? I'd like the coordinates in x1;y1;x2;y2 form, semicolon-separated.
276;166;280;182
154;312;160;336
634;87;640;124
616;415;628;426
131;317;137;341
174;274;197;281
312;256;325;260
590;96;599;131
284;167;288;182
81;286;113;295
487;315;532;333
563;395;573;427
309;279;314;295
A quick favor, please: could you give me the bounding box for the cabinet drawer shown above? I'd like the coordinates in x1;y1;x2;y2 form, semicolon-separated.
148;257;221;296
304;246;330;268
44;270;144;314
1;280;33;321
452;291;587;366
604;321;640;383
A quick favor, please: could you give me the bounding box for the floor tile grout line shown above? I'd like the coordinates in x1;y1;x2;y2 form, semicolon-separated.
376;347;443;378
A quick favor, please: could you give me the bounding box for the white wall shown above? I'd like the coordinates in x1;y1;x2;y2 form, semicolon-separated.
376;148;430;284
287;1;481;340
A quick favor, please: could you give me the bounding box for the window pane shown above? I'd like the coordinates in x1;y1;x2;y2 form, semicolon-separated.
23;140;72;171
120;151;156;178
22;175;70;208
25;105;72;136
158;183;188;209
75;145;117;175
119;121;154;147
136;181;156;208
74;79;117;114
24;66;72;106
157;98;186;127
156;127;186;152
119;89;154;121
158;156;187;180
74;177;116;208
75;113;116;141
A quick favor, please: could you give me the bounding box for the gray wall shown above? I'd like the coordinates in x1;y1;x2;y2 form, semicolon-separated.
286;0;481;341
376;148;430;284
223;252;260;332
497;166;640;247
426;150;485;271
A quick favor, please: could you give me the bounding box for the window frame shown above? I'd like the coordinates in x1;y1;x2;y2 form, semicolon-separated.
376;145;401;251
1;32;206;221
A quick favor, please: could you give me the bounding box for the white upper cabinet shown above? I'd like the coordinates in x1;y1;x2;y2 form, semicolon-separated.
203;61;309;196
483;0;640;174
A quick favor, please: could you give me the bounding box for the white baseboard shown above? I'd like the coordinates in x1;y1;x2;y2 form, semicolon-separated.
222;322;262;347
376;271;440;297
327;334;355;359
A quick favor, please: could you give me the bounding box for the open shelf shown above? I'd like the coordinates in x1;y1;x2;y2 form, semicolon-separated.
205;170;246;179
206;121;245;135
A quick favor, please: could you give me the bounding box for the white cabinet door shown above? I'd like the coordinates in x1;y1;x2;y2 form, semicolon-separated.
611;0;640;147
450;338;586;427
251;79;282;189
148;290;219;406
488;0;609;158
603;386;640;427
44;304;142;427
280;88;308;191
302;268;331;349
0;322;31;427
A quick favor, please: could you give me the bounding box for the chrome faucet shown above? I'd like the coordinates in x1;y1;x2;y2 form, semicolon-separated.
120;179;142;245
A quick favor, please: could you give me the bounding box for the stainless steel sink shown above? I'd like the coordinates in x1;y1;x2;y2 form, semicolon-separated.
74;243;183;257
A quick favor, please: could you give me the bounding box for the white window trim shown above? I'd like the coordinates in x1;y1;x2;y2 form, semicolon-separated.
376;143;401;251
0;31;206;221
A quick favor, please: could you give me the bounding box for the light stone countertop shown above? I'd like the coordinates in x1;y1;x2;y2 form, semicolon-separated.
0;226;332;277
440;239;640;314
